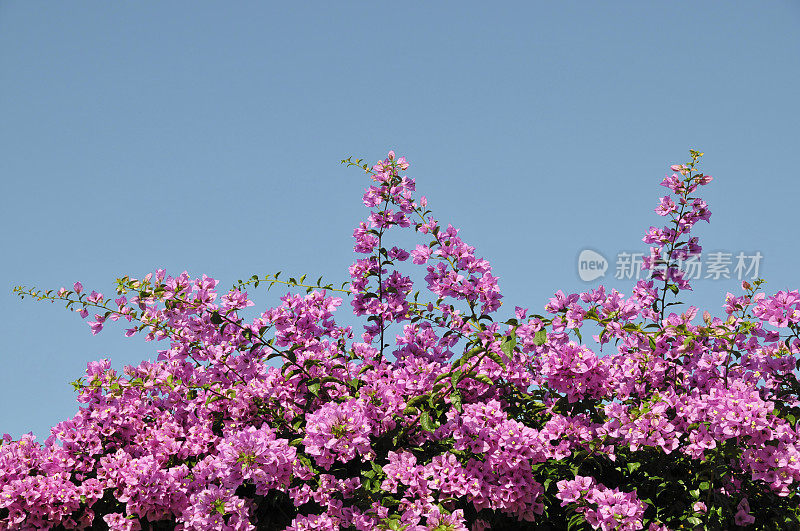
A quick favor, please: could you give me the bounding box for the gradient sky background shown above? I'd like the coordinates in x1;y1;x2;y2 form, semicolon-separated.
1;1;798;440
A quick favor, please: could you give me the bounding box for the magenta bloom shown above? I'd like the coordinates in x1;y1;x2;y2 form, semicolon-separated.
7;151;800;529
303;398;373;470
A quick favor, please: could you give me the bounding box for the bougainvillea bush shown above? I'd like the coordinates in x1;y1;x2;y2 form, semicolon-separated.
6;151;800;530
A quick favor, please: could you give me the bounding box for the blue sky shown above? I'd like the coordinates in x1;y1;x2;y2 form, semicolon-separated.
1;1;798;439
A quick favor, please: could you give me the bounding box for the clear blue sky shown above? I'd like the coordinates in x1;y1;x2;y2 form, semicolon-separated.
2;1;798;439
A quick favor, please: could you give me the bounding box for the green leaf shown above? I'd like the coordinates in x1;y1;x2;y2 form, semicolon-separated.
667;283;679;295
469;373;493;385
501;337;516;357
431;382;448;393
406;394;429;408
463;346;485;359
205;394;223;405
567;512;586;530
534;329;547;346
433;372;451;384
485;349;506;368
402;406;418;416
451;390;463;412
420;410;436;432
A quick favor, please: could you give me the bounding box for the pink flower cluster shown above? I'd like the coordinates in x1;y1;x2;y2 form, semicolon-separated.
6;150;800;529
304;399;373;470
556;475;646;531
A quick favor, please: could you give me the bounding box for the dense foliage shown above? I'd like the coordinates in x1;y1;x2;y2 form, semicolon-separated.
6;151;800;530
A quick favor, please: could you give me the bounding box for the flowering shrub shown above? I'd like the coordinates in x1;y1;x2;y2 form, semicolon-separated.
7;150;800;529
